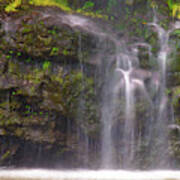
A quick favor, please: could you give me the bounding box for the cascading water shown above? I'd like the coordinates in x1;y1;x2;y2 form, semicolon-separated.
1;5;180;180
100;17;180;169
147;20;180;168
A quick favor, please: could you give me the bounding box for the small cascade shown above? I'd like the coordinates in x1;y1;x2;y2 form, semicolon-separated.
100;37;151;168
147;20;180;168
100;58;117;168
116;56;136;168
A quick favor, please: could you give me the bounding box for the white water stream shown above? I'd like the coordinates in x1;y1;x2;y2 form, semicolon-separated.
100;16;180;168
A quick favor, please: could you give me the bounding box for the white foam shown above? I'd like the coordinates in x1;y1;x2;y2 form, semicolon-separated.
0;169;180;180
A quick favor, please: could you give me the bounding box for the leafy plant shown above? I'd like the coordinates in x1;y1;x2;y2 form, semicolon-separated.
172;29;180;37
43;61;51;70
50;47;59;56
48;29;57;35
5;0;21;12
82;1;94;10
167;0;180;19
172;4;180;19
167;0;173;9
63;49;69;56
17;52;22;57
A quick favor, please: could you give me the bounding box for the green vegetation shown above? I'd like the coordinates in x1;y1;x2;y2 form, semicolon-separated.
4;0;107;19
107;0;117;13
174;29;180;36
50;47;59;56
82;1;94;10
29;0;71;12
5;0;71;12
43;61;51;70
5;0;21;12
76;1;108;19
167;0;180;19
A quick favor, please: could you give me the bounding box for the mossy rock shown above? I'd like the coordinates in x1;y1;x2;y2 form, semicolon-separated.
0;5;98;65
0;54;99;166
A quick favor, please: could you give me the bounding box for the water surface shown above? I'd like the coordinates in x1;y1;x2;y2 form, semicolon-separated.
0;169;180;180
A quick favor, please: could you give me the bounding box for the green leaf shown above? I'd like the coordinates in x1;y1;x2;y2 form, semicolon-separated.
168;0;173;10
167;0;180;19
82;1;94;10
50;47;59;56
172;4;180;19
5;0;21;12
43;61;51;70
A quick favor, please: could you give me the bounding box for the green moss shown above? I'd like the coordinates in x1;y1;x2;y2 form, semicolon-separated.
76;8;108;19
170;48;180;73
12;21;80;60
15;128;24;137
4;0;71;13
22;27;32;34
172;86;180;105
0;113;21;126
62;49;69;56
8;61;21;75
3;0;108;20
29;0;71;12
1;151;10;161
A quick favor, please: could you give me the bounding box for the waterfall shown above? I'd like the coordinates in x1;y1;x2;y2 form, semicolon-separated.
147;20;180;168
0;4;180;174
100;18;180;169
116;53;136;168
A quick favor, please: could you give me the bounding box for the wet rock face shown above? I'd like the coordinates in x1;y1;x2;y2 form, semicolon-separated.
0;5;100;168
